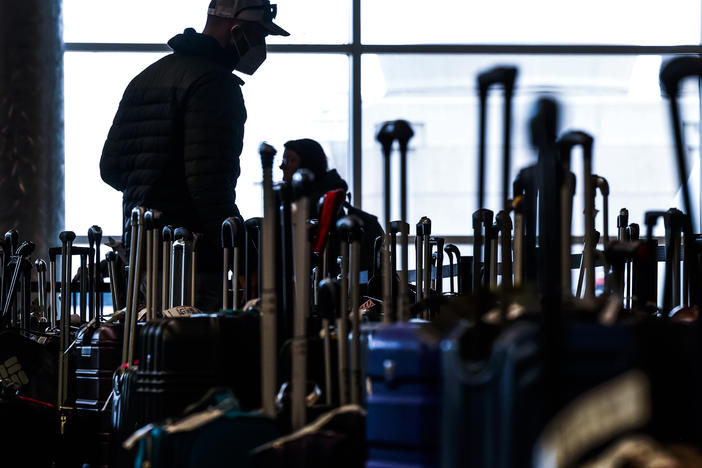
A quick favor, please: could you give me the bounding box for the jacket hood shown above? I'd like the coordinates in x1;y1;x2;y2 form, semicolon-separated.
317;169;348;194
168;28;242;74
310;169;349;212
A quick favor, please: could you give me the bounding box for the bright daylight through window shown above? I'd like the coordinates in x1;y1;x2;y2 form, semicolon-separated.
63;0;702;240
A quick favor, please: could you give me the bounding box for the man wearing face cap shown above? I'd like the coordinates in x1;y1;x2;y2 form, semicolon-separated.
100;0;289;311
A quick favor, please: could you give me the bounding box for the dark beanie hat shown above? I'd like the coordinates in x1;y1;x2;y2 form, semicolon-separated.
284;138;328;179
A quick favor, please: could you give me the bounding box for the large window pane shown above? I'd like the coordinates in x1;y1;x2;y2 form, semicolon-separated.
235;53;350;218
63;0;350;45
64;52;168;235
64;52;349;235
362;54;700;237
362;1;701;45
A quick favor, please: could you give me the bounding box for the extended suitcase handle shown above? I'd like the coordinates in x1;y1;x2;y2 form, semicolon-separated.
221;216;245;310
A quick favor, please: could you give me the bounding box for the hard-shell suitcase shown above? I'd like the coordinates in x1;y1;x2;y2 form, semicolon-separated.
366;322;441;467
128;144;284;468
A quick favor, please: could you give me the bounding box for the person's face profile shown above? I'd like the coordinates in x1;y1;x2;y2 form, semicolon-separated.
280;149;301;183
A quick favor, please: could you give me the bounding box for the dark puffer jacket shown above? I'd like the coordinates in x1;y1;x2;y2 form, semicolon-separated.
100;28;245;273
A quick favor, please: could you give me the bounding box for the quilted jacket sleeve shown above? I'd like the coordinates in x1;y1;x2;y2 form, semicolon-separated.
99;100;129;192
182;71;245;229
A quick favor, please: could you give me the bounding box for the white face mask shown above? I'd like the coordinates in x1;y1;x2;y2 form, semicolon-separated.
232;27;267;75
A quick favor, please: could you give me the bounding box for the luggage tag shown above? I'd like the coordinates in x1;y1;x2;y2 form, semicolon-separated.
160;306;200;318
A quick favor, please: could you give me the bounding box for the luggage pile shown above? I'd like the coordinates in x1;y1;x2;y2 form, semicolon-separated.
3;56;702;467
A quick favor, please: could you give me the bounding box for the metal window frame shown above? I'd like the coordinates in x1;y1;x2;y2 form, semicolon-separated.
64;0;702;226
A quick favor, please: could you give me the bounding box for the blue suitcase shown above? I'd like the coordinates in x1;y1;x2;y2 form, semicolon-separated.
440;319;541;468
365;322;441;468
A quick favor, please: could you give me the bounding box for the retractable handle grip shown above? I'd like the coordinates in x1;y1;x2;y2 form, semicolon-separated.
14;240;35;258
477;66;518;96
376;121;397;156
557;130;594;163
660;56;702;98
593;175;610;197
393;119;415;152
4;230;19;260
174;227;193;243
444;244;461;259
88;225;103;247
417;216;431;237
35;258;47;273
665;207;685;230
628;223;640;241
495;209;513;231
389;220;410;236
317;277;339;320
472;208;494;231
291;169;316;201
336;215;364;242
221;216;245;249
618;208;629;230
59;231;76;245
144;210;154;230
162;225;175;242
259;141;277;168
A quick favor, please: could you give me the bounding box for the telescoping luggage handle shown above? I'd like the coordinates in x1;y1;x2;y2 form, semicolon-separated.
123;206;145;366
259;141;279;419
660;56;702;309
171;228;198;308
377;119;415;323
35;259;48;323
88;225;103;322
161;225;174;312
58;230;75;430
1;241;35;330
291;168;315;430
221;216;245;311
557;131;596;302
477;66;517;213
337;214;363;406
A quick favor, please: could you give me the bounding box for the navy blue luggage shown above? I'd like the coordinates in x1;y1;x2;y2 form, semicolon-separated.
366;322;441;467
440;320;541;468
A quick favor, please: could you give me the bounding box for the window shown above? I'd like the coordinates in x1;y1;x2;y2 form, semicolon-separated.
361;54;700;236
63;1;702;242
361;0;701;45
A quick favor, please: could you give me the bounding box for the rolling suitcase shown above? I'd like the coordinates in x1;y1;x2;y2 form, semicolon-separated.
366;118;442;468
127;144;284;468
134;228;262;428
439;65;545;468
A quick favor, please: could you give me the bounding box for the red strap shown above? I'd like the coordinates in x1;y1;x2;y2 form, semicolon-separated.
17;395;56;409
314;189;347;255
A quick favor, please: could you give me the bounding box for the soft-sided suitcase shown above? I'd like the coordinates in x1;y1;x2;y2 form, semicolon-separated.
129;388;279;468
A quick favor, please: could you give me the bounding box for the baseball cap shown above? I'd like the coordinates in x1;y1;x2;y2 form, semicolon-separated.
208;0;290;36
